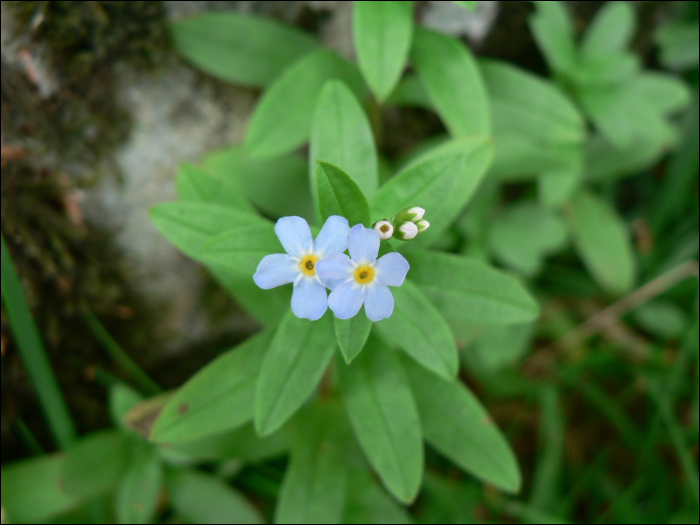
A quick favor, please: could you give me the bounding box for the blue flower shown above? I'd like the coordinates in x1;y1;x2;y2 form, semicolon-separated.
254;215;350;320
316;224;410;321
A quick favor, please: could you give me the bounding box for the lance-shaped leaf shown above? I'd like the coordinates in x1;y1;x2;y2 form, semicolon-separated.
374;280;459;379
61;430;132;499
151;330;273;443
353;1;414;101
116;445;163;525
255;312;337;436
335;315;373;364
406;251;540;324
176;162;253;212
370;138;492;247
580;2;635;61
1;454;82;523
338;338;423;503
171;12;318;87
566;190;636;294
199;224;282;275
317;161;371;227
275;404;348;524
245;49;364;159
402;356;522;493
528;1;577;76
411;27;490;137
310;80;379;212
166;469;263;524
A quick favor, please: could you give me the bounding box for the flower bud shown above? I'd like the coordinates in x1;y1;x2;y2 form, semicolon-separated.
395;221;418;240
373;220;394;240
416;219;430;232
407;207;425;220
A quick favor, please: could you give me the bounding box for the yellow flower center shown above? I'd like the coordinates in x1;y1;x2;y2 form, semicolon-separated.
354;265;375;285
300;254;319;276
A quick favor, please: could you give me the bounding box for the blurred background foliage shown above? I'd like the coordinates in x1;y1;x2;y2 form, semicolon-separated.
1;1;698;524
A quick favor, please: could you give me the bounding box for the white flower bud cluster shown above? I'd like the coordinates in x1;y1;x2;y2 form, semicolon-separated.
372;206;430;242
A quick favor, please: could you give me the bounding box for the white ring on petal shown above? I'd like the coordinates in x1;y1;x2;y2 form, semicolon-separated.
253;254;300;289
291;277;328;320
347;224;380;263
316;253;354;282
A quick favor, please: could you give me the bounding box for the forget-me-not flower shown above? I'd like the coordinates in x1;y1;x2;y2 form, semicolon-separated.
316;224;410;321
253;215;350;320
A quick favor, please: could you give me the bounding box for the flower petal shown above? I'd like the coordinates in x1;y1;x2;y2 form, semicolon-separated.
328;281;364;320
347;224;380;263
364;284;394;321
275;216;313;258
253;254;299;289
291;278;328;321
316;253;354;282
314;215;350;257
375;252;410;287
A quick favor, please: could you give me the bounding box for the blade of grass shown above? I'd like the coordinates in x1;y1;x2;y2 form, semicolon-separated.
83;309;161;396
1;234;76;449
13;419;44;455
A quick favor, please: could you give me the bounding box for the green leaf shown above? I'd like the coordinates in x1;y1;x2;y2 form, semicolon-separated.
109;383;144;430
150;202;268;261
60;430;131;499
571;52;640;87
488;137;582;181
202;147;314;222
245;49;364;159
370;138;492;247
176;162;253;212
627;72;691;116
152;330;273;443
487;202;568;276
405;251;540;324
470;323;535;370
566;190;636;294
1;454;82;523
656;21;700;70
167;423;291;463
316;160;371;227
411;27;490;137
529;1;577;75
352;1;414;101
580;2;635;61
342;462;413;524
170;12;318;87
335;315;373;364
538;160;584;209
402;356;521;493
584;133;669;182
482;59;585;145
199;224;281;274
275;404;348;524
374;280;459;379
116;445;163;524
255;312;337;436
577;84;676;150
166;468;263;524
338;337;423;503
310;80;379;212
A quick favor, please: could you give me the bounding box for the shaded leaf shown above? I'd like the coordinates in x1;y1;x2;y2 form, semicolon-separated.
116;445;163;524
335;315;373;364
529;1;577;75
245;49;364;158
411;27;490;137
171;12;317;87
151;330;273;443
402;357;521;493
176;162;253;212
406;251;540;324
255;312;337;435
374;280;459;380
317;161;371;227
580;2;635;61
339;339;423;503
566;190;636;294
353;1;414;101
